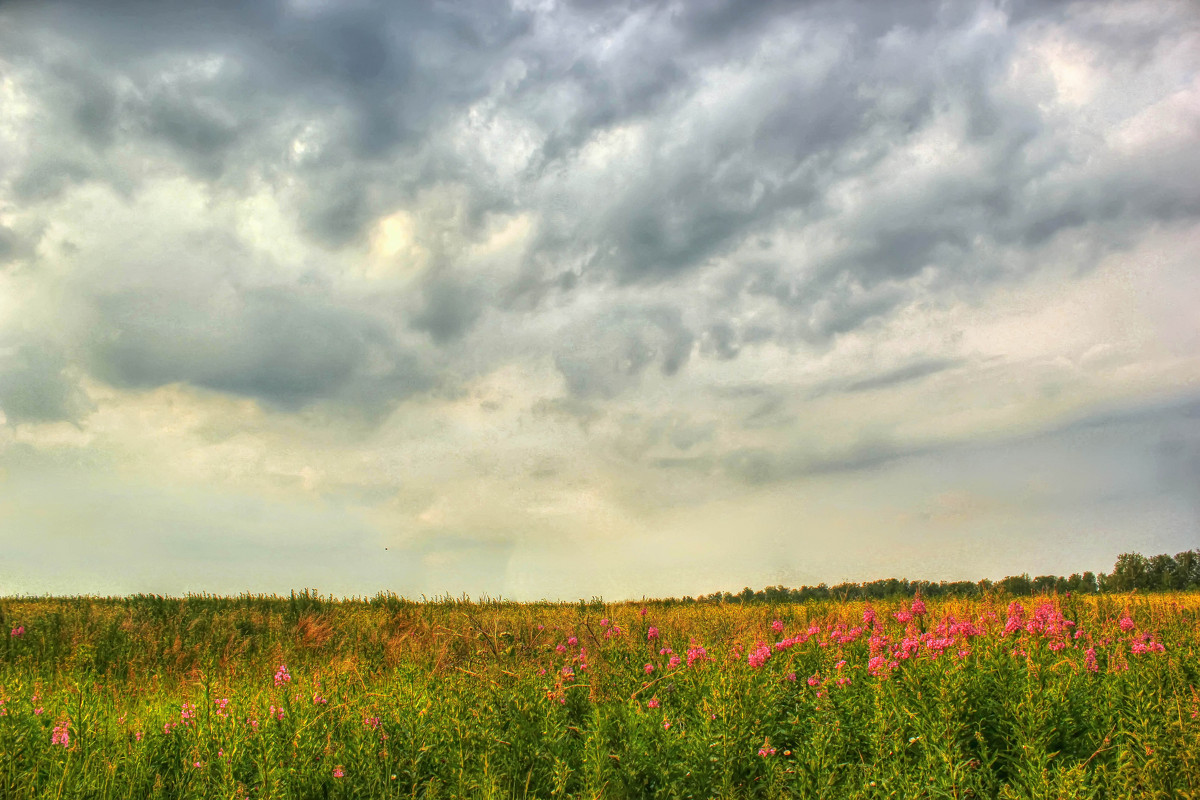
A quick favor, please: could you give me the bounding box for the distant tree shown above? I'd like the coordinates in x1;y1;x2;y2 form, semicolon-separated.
1000;574;1033;595
1109;553;1149;591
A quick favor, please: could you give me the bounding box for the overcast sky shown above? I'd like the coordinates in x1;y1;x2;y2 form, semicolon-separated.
0;0;1196;600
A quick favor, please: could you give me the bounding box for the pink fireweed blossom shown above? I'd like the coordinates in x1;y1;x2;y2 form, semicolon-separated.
1119;616;1135;633
686;646;709;667
747;643;772;669
668;655;681;669
561;666;574;678
894;610;913;624
333;766;345;778
662;719;671;730
274;664;291;687
269;705;285;721
647;626;659;640
640;607;648;616
567;636;578;646
9;625;23;637
1007;601;1025;619
758;746;776;757
555;644;566;654
807;675;821;687
51;719;70;748
181;702;197;724
600;618;609;627
910;597;926;616
214;698;231;718
312;693;327;705
786;672;796;682
644;663;654;675
863;607;876;626
771;619;784;633
1085;648;1098;673
648;697;660;709
364;715;381;730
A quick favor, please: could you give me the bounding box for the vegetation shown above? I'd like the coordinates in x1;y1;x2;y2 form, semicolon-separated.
1;580;1197;798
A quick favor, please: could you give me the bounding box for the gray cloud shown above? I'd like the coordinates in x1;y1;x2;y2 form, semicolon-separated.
0;338;94;427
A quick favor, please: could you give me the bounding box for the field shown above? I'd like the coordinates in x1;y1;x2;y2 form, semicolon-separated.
1;592;1198;799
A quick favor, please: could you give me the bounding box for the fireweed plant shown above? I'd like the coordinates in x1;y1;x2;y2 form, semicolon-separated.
0;592;1197;798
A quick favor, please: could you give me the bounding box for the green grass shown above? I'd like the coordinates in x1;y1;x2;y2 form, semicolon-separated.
1;592;1197;798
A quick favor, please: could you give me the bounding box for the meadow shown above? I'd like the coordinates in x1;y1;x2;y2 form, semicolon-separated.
1;591;1197;799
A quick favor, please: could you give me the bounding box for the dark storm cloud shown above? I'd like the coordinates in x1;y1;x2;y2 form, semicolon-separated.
84;282;430;412
0;0;1196;412
0;337;94;427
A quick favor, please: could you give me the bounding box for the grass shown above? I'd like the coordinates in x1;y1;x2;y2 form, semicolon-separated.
0;591;1197;798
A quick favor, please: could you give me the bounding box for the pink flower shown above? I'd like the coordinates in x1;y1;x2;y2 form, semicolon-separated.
34;707;43;716
567;636;578;646
894;610;913;624
214;698;231;717
51;719;70;748
807;675;820;687
600;618;610;627
9;626;23;637
644;663;654;674
863;607;876;626
786;672;796;682
555;644;566;654
312;693;327;705
274;664;291;687
747;643;772;669
668;655;681;669
662;719;671;730
640;607;648;616
771;619;784;633
686;646;708;667
911;597;926;616
648;697;660;709
1085;647;1098;673
647;626;659;640
333;766;345;778
1119;616;1135;633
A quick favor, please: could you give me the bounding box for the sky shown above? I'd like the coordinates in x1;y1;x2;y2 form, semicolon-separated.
0;0;1197;600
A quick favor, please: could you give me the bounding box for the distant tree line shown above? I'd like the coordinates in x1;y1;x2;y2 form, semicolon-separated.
666;550;1200;605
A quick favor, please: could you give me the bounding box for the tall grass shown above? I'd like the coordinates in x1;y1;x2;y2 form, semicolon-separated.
1;591;1197;798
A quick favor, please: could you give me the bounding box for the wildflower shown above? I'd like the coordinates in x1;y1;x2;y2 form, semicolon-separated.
648;697;660;709
269;705;285;721
34;707;44;716
640;607;648;616
215;698;231;717
274;664;291;687
312;693;327;705
644;663;654;674
911;597;926;616
555;644;567;654
567;636;578;646
647;626;659;640
181;702;197;724
193;761;203;769
863;607;876;626
9;625;23;637
771;619;784;633
600;618;610;627
561;666;574;678
807;674;821;687
134;731;143;742
333;766;345;778
1084;648;1098;673
686;646;708;667
1119;616;1135;633
894;610;913;624
747;643;772;669
836;677;851;686
758;746;776;757
52;719;70;748
668;655;681;669
662;719;671;730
